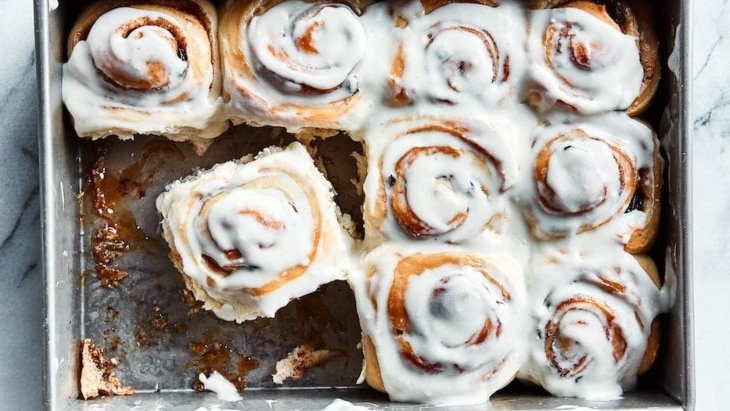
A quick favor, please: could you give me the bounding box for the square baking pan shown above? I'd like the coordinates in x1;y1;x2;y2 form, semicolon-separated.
34;0;695;410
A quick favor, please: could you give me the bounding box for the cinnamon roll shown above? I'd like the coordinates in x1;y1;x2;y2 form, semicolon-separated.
363;117;520;246
63;0;228;154
384;0;525;108
156;142;354;322
219;0;370;130
525;0;659;115
520;248;673;400
352;244;527;404
522;113;662;253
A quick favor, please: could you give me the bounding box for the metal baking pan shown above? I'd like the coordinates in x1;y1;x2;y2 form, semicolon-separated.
34;0;695;409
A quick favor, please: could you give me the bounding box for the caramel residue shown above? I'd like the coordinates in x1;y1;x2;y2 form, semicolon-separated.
184;337;259;391
134;303;169;348
85;142;182;288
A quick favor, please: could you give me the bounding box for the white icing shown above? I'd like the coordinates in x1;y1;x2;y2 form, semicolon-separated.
351;244;527;404
248;2;367;90
62;6;225;140
363;117;525;246
198;371;243;402
391;2;527;108
223;0;369;129
320;399;371;411
519;112;658;245
545;141;618;214
518;247;674;400
525;8;644;114
156;143;353;321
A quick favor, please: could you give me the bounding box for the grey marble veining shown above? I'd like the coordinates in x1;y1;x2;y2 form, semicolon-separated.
0;0;729;409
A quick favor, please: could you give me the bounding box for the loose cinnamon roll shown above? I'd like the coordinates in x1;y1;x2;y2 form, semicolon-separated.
520;248;673;400
219;0;370;130
525;0;659;115
352;244;527;404
156;143;354;322
363;117;520;246
63;0;228;154
384;0;525;108
522;113;662;253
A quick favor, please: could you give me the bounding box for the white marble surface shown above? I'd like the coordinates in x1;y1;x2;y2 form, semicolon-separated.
0;0;726;410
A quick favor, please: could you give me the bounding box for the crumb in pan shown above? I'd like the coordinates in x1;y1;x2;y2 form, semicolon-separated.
79;339;134;400
272;345;343;384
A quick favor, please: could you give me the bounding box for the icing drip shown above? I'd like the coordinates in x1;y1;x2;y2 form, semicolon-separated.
63;5;225;140
156;143;353;321
525;7;644;114
352;244;527;404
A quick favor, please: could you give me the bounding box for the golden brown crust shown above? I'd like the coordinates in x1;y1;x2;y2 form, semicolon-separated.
625;128;663;253
632;254;661;375
638;316;662;375
634;254;661;288
363;336;386;393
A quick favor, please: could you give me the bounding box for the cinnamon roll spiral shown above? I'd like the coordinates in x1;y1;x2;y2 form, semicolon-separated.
363;117;519;245
63;0;228;154
522;113;662;253
156;143;353;322
353;244;526;404
520;249;672;400
525;0;659;115
385;0;525;108
219;0;370;130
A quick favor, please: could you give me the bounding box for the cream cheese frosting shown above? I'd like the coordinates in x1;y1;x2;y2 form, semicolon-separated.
156;143;354;322
63;4;228;150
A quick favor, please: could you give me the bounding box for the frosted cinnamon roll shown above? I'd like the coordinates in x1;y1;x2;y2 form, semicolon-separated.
522;113;662;253
156;143;353;322
385;0;525;108
363;117;519;246
219;0;370;130
352;244;527;404
525;0;659;115
63;0;227;154
520;248;673;400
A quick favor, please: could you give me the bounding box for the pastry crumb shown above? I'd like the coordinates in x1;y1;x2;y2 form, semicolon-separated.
272;345;342;384
80;339;134;400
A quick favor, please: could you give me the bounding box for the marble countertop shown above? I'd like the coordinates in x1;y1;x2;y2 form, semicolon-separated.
0;1;725;410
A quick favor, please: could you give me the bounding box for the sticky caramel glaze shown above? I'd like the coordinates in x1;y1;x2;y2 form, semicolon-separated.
85;141;183;287
529;0;659;115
